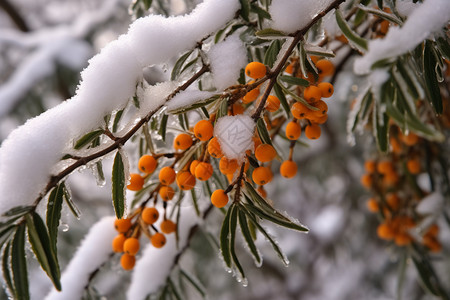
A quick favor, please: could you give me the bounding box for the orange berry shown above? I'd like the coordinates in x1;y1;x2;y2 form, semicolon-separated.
377;223;395;240
366;198;379;212
401;132;419;146
252;166;273;185
189;160;200;174
159;166;176;185
174;133;193;150
360;174;373;189
311;100;328;117
305;124;321;139
257;186;267;198
423;235;442;252
364;160;376;173
176;171;196;190
219;157;239;174
138;155;157;174
285;121;301;140
120;253;136;270
151;233;166;248
211;189;229;208
386;193;401;211
114;218;132;233
315;59;335;77
142;207;159;224
383;171;399;186
229;103;245;115
123;237;140;255
390;137;402;154
207;137;223;158
194;162;214;181
245;61;267;79
395;232;413;246
317;82;334;98
112;234;126;253
427;224;439;236
160;220;176;234
194;120;214;142
407;157;421;174
309;113;328;124
379;20;389;35
265;95;280;112
303;86;322;103
243;85;260;103
127;173;145;191
280;160;298;178
285;62;294;74
159;186;175;201
255;144;277;162
291;102;311;119
377;160;394;174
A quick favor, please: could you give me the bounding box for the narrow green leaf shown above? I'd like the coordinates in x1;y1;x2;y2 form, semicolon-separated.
26;213;61;290
239;0;250;21
112;151;126;219
256;118;273;146
229;205;245;280
377;0;383;9
304;45;335;58
180;269;206;298
373;104;389;153
357;5;402;25
11;223;29;300
255;28;286;39
168;278;182;300
238;208;261;265
3;206;33;217
167;95;219;115
143;0;152;10
273;82;290;118
395;61;419;100
112;109;124;133
47;184;64;254
424;41;443;114
158;113;168;142
411;256;440;296
220;206;233;268
335;9;368;53
171;51;193;81
436;36;450;60
0;225;15;246
74;129;103;150
190;189;200;217
216;98;229;119
279;75;310;87
180;57;199;75
264;40;282;68
250;4;271;20
2;241;14;297
62;185;81;219
276;79;317;110
95;161;105;183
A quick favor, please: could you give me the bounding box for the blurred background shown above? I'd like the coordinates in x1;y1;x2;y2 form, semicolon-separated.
0;0;449;299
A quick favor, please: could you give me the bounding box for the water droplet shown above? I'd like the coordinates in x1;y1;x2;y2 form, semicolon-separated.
61;223;70;232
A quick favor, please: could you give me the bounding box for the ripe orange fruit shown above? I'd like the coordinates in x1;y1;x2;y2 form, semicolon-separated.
159;166;176;185
291;102;312;119
160;220;176;234
255;144;277;162
120;253;136;270
114;218;132;233
252;166;273;185
138;155;157;174
407;157;421;174
311;100;328;117
189;160;200;174
194;162;214;181
112;234;126;253
285;62;294;74
123;237;140;255
243;82;260;103
265;95;280;112
159;186;175;201
280;160;297;178
151;233;167;248
211;189;229;208
400;132;419;146
360;174;373;189
245;62;267;79
219;157;239;174
229;103;245;115
257;186;267;198
317;82;334;98
364;160;376;173
395;232;413;246
174;133;193;150
376;160;394;175
176;171;196;190
315;59;335;77
285;121;301;140
127;173;145;191
309;113;328;124
304;124;321;139
366;198;379;212
386;193;401;211
194;120;214;142
207;137;223;158
303;86;322;103
377;223;395;240
142;207;159;224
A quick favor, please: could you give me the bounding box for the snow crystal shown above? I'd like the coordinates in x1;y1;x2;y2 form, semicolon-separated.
354;0;450;74
45;216;117;300
208;34;247;91
138;81;179;118
269;0;335;33
126;203;201;299
214;115;255;161
0;0;240;215
165;89;214;112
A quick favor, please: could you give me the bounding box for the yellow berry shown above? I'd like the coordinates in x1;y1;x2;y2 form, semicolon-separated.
245;61;267;79
142;207;159;225
194;120;214;141
138;155;157;174
211;189;229;208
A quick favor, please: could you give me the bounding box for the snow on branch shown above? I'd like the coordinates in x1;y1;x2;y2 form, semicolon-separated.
0;0;240;215
354;0;450;74
45;216;117;300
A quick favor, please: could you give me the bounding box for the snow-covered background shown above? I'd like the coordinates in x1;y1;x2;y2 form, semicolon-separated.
0;0;449;299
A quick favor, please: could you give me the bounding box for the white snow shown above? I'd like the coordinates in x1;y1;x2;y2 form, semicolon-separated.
45;216;117;300
138;81;179;117
0;0;240;215
208;34;247;91
126;203;202;299
354;0;450;74
165;89;214;112
214;115;255;161
416;192;444;215
269;0;335;33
